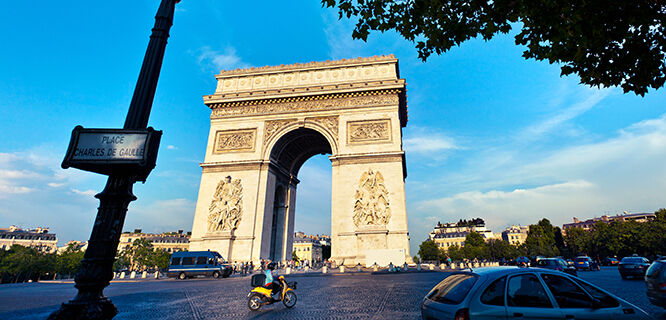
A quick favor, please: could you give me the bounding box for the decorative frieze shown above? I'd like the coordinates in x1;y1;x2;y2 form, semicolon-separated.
210;91;399;119
347;119;392;144
264;119;297;143
213;129;256;153
208;176;244;232
353;169;391;227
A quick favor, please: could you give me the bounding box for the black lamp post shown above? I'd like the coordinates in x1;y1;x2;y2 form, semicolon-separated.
49;1;179;319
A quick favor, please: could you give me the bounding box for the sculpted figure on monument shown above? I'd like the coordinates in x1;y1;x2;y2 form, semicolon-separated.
208;176;243;232
353;169;391;227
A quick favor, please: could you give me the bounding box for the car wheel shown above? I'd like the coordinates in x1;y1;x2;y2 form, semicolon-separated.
212;271;220;279
178;272;186;280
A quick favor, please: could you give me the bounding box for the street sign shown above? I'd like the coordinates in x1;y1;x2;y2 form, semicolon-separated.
62;126;162;181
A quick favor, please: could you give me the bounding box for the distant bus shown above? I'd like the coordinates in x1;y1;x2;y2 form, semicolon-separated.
167;250;232;280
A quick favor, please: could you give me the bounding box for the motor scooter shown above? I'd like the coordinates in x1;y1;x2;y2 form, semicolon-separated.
247;274;297;311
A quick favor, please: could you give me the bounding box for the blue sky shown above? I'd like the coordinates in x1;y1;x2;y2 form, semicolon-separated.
1;1;665;256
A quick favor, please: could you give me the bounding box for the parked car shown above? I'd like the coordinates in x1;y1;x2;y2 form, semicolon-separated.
167;250;232;280
645;259;666;308
574;256;600;271
421;267;650;320
618;256;651;280
535;258;578;277
602;257;620;266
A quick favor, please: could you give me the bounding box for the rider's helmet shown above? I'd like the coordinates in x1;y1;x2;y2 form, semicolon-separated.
267;262;277;270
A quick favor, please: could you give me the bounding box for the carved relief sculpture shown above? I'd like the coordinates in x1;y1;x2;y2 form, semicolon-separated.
307;115;339;140
213;129;255;153
264;119;297;143
353;169;391;227
348;119;391;143
208;176;243;232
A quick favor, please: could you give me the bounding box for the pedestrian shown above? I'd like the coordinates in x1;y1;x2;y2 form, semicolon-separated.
249;261;254;274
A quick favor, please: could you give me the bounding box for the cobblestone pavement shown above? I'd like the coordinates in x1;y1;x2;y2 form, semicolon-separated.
577;266;665;318
0;267;663;319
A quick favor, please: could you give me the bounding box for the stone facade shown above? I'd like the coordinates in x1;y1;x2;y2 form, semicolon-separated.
293;235;323;264
189;55;411;266
118;230;190;253
0;226;57;253
501;225;529;245
429;220;496;253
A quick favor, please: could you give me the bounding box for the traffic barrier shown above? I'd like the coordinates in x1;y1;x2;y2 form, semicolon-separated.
285;267;291;274
440;264;446;270
141;271;147;279
304;266;309;273
322;266;327;273
119;272;125;279
154;271;159;279
130;271;136;279
373;264;378;272
429;264;434;270
340;266;345;273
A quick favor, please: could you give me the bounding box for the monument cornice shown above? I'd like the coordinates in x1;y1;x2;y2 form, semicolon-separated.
208;88;408;127
214;54;398;78
204;79;405;104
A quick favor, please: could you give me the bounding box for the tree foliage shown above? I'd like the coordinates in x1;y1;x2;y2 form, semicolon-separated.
0;244;84;283
418;240;441;261
115;238;174;271
524;218;560;257
323;0;666;95
561;209;666;259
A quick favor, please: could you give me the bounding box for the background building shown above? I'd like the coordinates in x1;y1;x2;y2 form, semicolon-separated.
57;240;88;254
0;226;57;253
293;232;323;264
563;212;656;232
501;225;529;245
429;219;496;252
119;229;190;253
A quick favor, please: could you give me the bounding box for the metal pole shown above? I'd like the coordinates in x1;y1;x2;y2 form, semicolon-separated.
49;1;178;319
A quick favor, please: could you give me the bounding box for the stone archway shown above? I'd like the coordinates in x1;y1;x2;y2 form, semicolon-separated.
189;55;411;266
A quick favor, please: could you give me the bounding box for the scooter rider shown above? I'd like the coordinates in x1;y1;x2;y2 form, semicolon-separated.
263;261;281;300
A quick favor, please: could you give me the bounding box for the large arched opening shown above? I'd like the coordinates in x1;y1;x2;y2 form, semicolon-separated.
265;127;333;262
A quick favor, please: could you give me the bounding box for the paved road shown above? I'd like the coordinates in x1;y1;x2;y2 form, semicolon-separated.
0;267;662;319
577;266;665;318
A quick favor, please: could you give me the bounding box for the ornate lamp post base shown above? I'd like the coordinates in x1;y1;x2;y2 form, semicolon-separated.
49;298;117;320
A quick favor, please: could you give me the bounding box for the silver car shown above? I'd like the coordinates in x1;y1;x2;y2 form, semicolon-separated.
421;267;651;320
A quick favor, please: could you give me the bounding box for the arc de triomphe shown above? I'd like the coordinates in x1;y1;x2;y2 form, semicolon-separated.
188;55;411;266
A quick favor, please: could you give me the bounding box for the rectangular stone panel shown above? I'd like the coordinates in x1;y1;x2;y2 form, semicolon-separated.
347;119;392;144
212;129;256;153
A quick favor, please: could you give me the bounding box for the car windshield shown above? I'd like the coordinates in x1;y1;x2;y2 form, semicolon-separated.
621;257;643;263
427;274;478;304
537;260;557;266
575;258;588;262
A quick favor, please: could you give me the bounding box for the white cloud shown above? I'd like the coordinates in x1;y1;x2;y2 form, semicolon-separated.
322;12;366;60
519;87;611;141
404;135;458;153
167;145;178;150
408;113;666;249
197;46;251;72
126;198;196;233
71;189;97;197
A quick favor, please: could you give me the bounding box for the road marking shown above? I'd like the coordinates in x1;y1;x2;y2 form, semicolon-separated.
183;289;203;320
